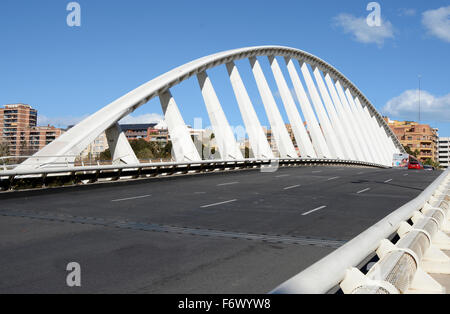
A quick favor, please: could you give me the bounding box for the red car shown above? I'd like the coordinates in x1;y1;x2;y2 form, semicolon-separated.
408;157;424;170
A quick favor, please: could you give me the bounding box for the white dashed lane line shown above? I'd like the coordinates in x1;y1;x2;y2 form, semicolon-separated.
356;188;371;194
275;174;290;178
384;179;393;183
327;176;340;181
302;206;327;216
284;185;301;190
200;199;238;208
111;195;151;202
217;182;239;186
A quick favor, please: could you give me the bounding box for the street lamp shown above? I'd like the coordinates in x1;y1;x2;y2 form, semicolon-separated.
418;74;422;124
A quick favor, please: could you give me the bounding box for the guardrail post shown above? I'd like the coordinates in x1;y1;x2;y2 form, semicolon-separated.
7;175;15;191
41;173;48;188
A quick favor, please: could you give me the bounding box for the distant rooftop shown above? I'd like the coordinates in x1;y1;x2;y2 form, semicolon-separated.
3;103;33;109
67;123;159;131
120;123;157;131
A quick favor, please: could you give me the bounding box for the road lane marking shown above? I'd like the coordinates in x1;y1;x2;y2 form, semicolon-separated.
384;179;393;183
302;205;327;216
284;185;301;190
327;176;339;181
200;199;237;208
358;172;364;175
217;182;239;186
111;195;151;202
356;188;371;194
404;173;409;176
312;171;322;173
275;174;290;178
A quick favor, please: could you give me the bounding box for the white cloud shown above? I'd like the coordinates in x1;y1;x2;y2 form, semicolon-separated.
383;90;450;122
38;115;88;128
119;113;164;124
422;6;450;43
333;13;395;47
398;8;416;17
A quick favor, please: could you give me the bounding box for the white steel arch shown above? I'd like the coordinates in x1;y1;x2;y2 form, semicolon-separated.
18;46;405;169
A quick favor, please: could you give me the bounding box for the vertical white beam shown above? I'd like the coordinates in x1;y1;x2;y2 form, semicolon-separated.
387;133;398;160
363;106;390;165
390;137;399;154
358;99;390;165
324;74;364;161
380;124;396;165
345;89;380;164
356;98;391;166
370;108;397;162
249;57;298;158
378;118;396;163
313;68;354;160
301;63;343;159
226;61;274;159
284;58;330;158
197;71;243;160
334;81;373;163
370;112;393;164
159;90;201;162
268;57;316;158
105;123;140;165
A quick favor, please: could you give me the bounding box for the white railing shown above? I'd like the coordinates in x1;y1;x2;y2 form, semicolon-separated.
271;168;450;294
0;155;79;171
0;157;386;191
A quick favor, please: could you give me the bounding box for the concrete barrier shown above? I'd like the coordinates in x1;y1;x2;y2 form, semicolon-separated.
271;169;450;294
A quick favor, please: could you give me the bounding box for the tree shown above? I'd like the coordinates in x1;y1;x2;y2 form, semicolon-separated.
0;141;9;157
403;145;419;158
244;146;250;158
99;149;111;161
100;139;172;162
423;158;440;169
403;145;413;155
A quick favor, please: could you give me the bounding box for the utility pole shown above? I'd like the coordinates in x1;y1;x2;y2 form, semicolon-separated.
418;74;422;124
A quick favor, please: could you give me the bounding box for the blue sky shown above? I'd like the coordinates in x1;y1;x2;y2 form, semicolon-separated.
0;0;449;136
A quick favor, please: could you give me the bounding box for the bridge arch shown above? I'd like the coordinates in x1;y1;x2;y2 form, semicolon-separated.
20;45;404;169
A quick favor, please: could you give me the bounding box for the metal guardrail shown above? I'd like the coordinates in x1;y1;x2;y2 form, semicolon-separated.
0;155;79;170
0;158;386;191
271;168;450;294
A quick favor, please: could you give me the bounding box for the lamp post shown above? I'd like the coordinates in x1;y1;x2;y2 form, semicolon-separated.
418;74;422;124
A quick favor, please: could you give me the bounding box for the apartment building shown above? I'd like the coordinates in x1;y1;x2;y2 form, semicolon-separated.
0;104;37;156
0;104;65;156
438;137;450;169
27;125;64;153
121;124;157;141
385;118;439;163
80;132;109;160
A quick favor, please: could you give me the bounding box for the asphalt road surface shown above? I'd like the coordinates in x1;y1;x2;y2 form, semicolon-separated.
0;166;441;293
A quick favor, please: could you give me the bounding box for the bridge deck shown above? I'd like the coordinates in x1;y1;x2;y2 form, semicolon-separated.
0;166;441;293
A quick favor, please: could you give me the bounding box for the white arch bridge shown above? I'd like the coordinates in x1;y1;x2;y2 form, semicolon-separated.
19;46;404;170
